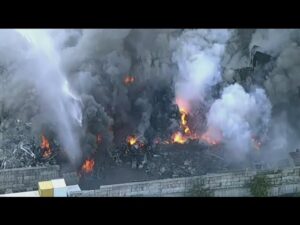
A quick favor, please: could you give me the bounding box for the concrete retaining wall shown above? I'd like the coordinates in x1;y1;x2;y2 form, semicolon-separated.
0;165;60;193
70;167;300;197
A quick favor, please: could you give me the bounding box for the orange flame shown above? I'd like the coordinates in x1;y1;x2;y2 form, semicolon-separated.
184;127;191;134
81;159;95;173
122;98;223;147
172;98;192;144
171;98;223;146
176;98;192;136
200;127;222;146
200;132;218;145
172;132;187;144
124;76;135;85
127;135;138;145
180;109;188;125
41;135;49;149
41;134;51;158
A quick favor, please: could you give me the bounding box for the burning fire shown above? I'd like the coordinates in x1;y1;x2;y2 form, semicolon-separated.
180;109;188;125
200;131;220;145
171;98;222;146
127;135;138;146
41;134;52;158
126;135;145;148
180;109;191;135
172;132;187;144
184;127;191;134
199;126;223;146
172;98;192;144
81;158;95;174
175;98;192;140
124;76;135;85
123;98;222;149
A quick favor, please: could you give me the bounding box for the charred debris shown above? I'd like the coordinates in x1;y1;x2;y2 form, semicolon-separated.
0;45;278;188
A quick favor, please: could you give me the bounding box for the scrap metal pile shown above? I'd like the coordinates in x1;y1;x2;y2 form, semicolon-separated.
0;44;273;177
0;119;58;169
117;141;228;178
1;29;299;190
78;140;231;189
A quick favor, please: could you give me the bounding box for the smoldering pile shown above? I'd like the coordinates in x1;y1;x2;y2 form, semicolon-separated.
0;29;299;187
0;119;58;169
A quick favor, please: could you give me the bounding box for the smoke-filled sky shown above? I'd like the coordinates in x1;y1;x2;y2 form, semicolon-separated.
1;29;300;166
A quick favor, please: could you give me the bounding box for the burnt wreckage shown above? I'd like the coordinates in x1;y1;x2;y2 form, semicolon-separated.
0;42;288;189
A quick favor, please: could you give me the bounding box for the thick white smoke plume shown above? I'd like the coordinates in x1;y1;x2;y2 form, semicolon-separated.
172;29;232;106
169;29;272;160
2;28;300;169
14;29;82;164
207;84;271;159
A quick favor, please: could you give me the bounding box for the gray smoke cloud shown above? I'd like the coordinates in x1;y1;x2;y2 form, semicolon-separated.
248;29;300;162
249;29;300;56
2;28;300;168
207;84;271;159
1;29;83;165
172;29;232;106
57;29;180;146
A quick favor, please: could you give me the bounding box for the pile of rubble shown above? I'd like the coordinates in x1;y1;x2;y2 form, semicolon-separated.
144;147;227;179
0;118;57;169
108;140;230;181
78;139;233;189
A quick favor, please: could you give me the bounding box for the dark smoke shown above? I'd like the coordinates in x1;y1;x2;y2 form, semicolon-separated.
1;29;300;171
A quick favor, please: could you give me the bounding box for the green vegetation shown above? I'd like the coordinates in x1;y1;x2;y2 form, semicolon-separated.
248;174;272;197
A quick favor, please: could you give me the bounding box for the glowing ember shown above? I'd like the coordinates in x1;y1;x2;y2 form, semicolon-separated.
200;132;218;145
96;134;102;145
81;159;95;173
200;128;222;146
139;142;145;148
172;132;187;144
40;134;51;158
127;135;138;145
41;134;49;149
43;149;51;158
124;76;135;85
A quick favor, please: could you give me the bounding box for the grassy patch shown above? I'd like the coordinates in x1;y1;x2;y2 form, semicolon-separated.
248;174;272;197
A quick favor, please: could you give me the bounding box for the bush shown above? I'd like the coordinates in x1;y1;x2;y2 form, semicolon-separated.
248;174;271;197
